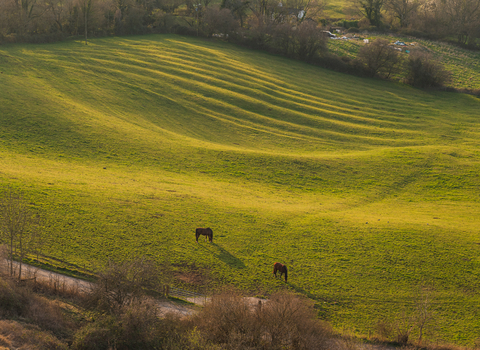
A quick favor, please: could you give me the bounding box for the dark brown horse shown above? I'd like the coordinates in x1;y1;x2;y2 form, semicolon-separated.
195;228;213;243
273;262;288;282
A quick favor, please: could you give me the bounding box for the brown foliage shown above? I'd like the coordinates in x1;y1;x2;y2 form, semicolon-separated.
0;320;67;350
203;6;238;37
86;257;161;312
0;276;76;340
406;51;451;88
355;38;402;78
193;290;332;350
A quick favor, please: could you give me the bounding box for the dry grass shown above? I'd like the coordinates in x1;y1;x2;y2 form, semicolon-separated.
0;320;67;350
192;290;333;349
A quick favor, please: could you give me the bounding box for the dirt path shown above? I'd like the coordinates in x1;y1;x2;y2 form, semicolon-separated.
2;260;197;317
2;260;397;349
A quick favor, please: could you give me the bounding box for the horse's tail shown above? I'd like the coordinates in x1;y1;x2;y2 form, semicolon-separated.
284;265;288;282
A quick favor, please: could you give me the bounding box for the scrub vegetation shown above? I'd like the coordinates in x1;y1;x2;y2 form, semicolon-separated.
1;35;480;346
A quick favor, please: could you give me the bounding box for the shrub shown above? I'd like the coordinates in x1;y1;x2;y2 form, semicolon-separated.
375;318;394;340
192;290;257;346
72;301;189;350
293;21;327;62
0;320;67;350
86;257;161;312
0;276;75;338
193;290;332;349
354;38;402;78
71;317;117;350
260;292;332;349
0;278;29;317
26;294;75;337
405;51;451;88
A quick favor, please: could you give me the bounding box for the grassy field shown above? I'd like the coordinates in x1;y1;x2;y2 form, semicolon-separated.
1;34;480;345
328;35;480;90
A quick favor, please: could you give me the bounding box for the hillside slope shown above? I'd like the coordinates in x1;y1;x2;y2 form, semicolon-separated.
1;34;480;345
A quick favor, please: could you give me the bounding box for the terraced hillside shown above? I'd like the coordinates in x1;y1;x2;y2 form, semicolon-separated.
1;35;480;345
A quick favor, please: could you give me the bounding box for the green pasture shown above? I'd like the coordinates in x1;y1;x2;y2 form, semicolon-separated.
328;35;480;90
1;35;480;345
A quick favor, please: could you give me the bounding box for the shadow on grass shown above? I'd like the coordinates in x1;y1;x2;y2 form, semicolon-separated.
197;243;246;269
215;245;246;269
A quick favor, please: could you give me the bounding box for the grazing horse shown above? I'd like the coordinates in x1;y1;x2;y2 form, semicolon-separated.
273;262;288;282
195;227;213;243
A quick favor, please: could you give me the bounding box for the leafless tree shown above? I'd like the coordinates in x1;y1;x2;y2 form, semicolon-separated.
355;38;401;78
437;0;480;45
385;0;422;27
355;0;385;27
0;188;39;281
203;6;238;37
294;20;327;62
414;287;436;345
88;256;162;312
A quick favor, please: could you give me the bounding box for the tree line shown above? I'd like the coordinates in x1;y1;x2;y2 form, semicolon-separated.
355;0;480;47
1;0;479;48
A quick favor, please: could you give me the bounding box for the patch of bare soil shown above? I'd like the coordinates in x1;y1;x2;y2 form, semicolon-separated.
174;270;205;285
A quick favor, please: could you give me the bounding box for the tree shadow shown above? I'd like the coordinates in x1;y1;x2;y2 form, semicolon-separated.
215;245;246;269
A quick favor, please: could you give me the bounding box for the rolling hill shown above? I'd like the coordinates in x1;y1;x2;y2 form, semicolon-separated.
1;34;480;345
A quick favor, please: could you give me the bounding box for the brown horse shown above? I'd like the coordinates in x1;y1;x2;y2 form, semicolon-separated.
273;262;288;282
195;228;213;243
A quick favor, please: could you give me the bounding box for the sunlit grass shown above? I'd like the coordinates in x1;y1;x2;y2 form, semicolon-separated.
1;35;480;345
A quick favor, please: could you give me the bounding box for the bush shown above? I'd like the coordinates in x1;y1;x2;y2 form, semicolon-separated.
193;290;332;349
0;320;67;350
86;257;162;312
72;301;188;350
71;317;116;350
0;278;29;317
405;51;451;88
260;292;332;349
354;38;401;78
294;21;327;62
192;290;257;346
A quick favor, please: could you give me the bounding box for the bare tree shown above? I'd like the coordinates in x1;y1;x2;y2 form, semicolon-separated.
89;256;162;312
203;6;238;37
356;0;385;27
437;0;480;45
293;20;327;62
385;0;422;27
221;0;249;27
355;38;401;78
79;0;94;44
0;188;39;280
415;287;436;345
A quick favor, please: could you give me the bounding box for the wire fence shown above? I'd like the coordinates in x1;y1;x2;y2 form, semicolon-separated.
167;286;208;305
